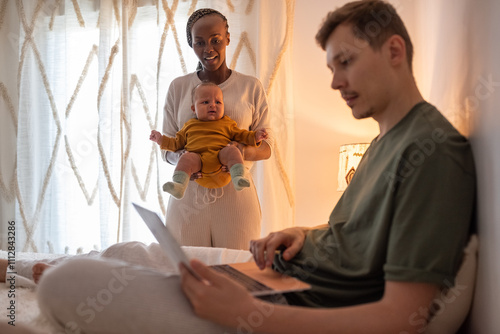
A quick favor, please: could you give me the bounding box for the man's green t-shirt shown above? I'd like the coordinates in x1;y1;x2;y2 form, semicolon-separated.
274;102;476;308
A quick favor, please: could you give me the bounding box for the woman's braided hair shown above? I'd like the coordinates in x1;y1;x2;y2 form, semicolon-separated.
186;8;229;48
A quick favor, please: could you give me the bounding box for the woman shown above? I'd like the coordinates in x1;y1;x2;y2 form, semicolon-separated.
161;8;272;249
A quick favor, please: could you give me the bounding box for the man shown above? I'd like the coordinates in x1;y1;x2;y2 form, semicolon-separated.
180;1;475;333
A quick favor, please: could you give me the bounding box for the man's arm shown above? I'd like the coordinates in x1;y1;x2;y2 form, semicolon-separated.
181;262;438;334
256;280;437;334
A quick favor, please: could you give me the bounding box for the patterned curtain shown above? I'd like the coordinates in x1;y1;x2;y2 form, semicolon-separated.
0;0;295;254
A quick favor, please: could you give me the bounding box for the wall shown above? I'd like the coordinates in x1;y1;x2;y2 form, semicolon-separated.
292;0;500;332
292;0;378;227
292;0;415;227
467;1;500;332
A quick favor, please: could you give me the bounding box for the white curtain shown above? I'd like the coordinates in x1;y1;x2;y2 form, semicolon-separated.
0;0;295;254
0;0;19;251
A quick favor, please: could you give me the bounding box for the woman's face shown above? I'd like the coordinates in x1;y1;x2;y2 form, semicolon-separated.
191;15;230;72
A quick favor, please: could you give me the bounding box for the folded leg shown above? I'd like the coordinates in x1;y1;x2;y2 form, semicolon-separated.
37;257;235;334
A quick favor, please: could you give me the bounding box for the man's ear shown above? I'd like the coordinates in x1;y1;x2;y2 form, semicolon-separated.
226;32;230;46
386;35;406;68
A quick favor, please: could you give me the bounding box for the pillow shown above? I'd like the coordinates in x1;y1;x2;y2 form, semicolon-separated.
425;234;478;334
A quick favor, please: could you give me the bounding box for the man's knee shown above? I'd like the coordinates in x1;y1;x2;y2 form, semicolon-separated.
37;258;137;332
37;258;92;329
101;241;147;260
38;258;93;302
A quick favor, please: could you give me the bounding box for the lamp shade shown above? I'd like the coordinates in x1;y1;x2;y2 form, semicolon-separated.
337;143;370;191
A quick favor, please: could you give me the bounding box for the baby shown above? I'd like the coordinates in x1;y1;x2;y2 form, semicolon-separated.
150;82;268;199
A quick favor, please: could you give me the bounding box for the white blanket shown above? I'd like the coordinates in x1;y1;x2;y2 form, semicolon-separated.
0;246;253;333
1;251;63;332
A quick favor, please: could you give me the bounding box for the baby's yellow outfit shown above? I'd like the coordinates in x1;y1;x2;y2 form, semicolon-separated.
159;115;260;188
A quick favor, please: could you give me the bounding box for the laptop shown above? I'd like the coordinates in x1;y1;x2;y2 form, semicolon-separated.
132;202;311;297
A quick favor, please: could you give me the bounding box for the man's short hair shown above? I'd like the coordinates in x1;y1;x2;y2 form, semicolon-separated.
315;0;414;71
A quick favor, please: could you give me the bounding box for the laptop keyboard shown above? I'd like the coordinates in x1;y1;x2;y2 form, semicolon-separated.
211;264;273;293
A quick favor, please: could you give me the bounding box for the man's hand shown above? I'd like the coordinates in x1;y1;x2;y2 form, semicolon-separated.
180;259;257;328
249;227;309;270
150;130;163;144
255;129;269;142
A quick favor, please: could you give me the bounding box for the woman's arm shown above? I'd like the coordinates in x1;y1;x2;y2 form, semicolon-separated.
162;86;181;164
162;78;192;165
244;75;273;162
234;140;272;161
221;139;271;172
228;124;271;162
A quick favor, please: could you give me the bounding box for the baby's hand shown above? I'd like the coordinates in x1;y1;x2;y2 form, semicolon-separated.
255;129;269;142
150;130;163;144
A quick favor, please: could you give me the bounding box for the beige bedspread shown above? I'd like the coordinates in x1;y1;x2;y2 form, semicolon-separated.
0;251;63;333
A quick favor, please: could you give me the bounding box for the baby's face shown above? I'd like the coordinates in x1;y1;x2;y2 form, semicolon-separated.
192;85;224;121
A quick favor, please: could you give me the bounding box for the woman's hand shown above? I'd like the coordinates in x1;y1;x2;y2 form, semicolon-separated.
190;171;203;180
249;227;309;270
180;259;257;328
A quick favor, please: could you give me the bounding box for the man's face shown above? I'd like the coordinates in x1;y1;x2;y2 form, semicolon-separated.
325;24;391;120
192;85;225;121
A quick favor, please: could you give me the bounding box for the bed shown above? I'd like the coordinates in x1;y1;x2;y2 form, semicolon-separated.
0;235;477;334
0;250;63;333
0;246;253;333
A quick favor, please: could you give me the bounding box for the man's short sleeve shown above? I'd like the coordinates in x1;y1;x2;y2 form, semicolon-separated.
384;140;475;286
